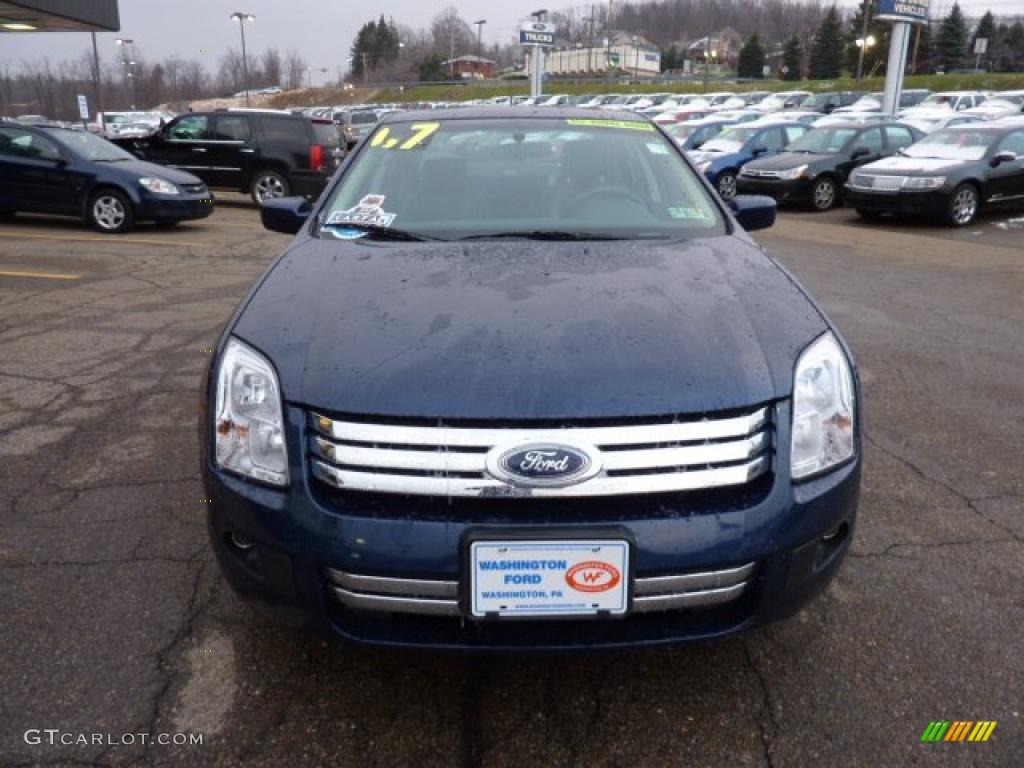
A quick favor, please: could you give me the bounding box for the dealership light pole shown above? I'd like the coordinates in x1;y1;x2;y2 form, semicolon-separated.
91;31;104;119
530;9;546;98
115;38;136;109
231;12;255;106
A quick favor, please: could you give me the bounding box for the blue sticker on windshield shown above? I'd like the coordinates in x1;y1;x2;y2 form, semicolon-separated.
326;194;397;229
326;227;370;240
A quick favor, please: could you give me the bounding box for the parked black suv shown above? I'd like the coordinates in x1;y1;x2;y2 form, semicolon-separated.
112;110;342;205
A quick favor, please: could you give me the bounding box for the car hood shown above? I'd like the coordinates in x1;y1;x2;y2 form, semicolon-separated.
689;149;743;166
745;152;833;171
104;158;204;185
860;155;965;174
231;236;828;420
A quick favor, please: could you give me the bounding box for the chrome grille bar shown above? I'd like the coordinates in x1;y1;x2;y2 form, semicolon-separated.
324;562;756;617
308;407;772;498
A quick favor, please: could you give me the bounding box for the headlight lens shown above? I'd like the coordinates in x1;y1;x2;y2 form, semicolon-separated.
901;176;945;189
214;338;289;486
779;164;809;180
791;332;856;480
139;177;180;195
697;160;712;172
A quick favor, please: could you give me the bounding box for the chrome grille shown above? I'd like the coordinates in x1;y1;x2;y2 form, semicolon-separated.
742;169;781;179
308;407;772;498
324;562;757;616
850;173;905;191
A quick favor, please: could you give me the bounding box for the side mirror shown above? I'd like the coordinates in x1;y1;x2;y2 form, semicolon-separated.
260;196;312;235
751;145;768;156
990;151;1016;167
730;195;776;232
851;146;870;159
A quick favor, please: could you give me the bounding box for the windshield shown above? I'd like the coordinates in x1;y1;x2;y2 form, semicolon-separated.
920;94;957;107
788;127;858;153
44;129;135;162
350;111;379;125
699;126;754;153
320;118;725;241
902;129;995;161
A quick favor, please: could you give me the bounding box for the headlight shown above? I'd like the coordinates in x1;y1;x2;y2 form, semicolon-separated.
139;177;180;195
697;160;712;173
901;176;945;189
214;338;289;486
778;164;809;180
791;332;856;480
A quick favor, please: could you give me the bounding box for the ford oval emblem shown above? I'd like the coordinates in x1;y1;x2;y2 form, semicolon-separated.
532;22;547;31
486;442;602;488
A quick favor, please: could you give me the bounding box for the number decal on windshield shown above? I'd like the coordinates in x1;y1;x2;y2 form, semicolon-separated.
369;122;441;151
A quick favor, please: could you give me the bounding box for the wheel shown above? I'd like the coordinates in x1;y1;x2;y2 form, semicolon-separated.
946;183;979;227
715;171;737;202
856;208;882;220
251;170;289;206
810;177;838;211
87;189;134;233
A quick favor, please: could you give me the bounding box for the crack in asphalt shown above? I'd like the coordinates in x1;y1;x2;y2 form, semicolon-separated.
864;433;1023;544
743;638;777;768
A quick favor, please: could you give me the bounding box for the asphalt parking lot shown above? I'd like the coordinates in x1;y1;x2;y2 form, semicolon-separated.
1;197;1021;768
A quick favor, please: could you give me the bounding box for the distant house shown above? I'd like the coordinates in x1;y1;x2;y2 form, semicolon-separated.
442;55;496;80
687;27;744;68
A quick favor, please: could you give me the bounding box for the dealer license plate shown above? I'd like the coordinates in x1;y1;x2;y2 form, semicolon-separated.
469;540;629;618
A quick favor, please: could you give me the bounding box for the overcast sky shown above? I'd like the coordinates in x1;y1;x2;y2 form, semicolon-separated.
1;0;1017;68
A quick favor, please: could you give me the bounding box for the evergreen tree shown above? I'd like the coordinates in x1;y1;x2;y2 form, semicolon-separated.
737;35;766;78
936;2;969;70
912;22;934;74
809;6;844;79
971;11;997;70
782;36;803;80
349;16;402;79
418;53;446;82
1004;22;1024;72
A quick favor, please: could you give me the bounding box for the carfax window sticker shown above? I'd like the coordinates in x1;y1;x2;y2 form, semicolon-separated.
646;141;670;155
565;119;656;132
668;206;712;220
369;122;441;150
326;194;397;229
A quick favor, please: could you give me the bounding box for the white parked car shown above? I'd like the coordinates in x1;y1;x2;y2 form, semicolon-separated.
901;91;987;117
962;93;1024;120
813;112;891;127
751;91;812;112
900;113;985;133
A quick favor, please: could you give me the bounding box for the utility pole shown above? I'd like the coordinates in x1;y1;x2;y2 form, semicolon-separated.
449;21;455;80
703;7;713;92
91;32;104;119
115;38;135;109
606;0;613;82
855;0;871;82
584;11;596;74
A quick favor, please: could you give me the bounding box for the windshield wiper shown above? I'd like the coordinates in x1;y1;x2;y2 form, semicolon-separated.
460;230;638;241
319;220;442;242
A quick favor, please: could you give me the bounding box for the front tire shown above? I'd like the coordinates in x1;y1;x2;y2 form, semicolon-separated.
811;177;838;211
87;189;134;234
715;171;737;202
946;183;979;227
251;170;289;206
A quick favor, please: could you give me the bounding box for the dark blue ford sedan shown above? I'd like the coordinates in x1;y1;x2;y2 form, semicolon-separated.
201;108;860;651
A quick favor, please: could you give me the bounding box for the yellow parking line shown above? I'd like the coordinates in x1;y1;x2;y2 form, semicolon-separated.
0;232;207;247
0;270;81;280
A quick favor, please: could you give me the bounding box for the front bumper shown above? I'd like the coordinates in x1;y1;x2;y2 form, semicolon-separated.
201;402;860;651
288;170;332;200
136;192;215;222
737;175;813;204
844;187;949;217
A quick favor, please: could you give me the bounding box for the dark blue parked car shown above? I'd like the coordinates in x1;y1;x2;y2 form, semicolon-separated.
688;121;810;201
0;122;212;233
201;109;860;651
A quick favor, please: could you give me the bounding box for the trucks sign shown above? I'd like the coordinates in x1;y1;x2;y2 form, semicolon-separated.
519;21;556;47
874;0;930;25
